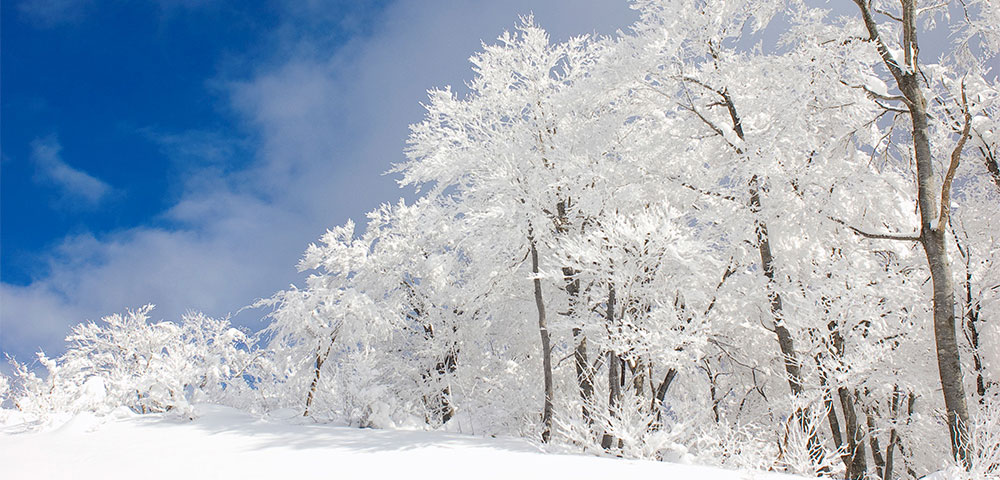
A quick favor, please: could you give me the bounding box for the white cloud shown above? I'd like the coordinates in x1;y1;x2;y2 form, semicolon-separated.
141;128;242;169
30;135;113;207
1;0;637;361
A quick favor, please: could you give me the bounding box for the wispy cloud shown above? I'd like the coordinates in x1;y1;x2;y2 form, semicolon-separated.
30;135;113;207
2;0;638;361
142;129;241;168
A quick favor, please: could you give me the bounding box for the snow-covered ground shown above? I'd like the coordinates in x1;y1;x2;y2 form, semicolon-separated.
0;404;807;480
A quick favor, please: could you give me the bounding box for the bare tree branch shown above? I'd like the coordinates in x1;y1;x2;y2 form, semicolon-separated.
667;176;740;203
827;216;921;242
841;80;912;106
851;0;909;87
938;80;971;232
873;7;903;22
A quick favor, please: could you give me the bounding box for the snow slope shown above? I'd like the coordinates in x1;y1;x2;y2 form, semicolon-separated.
0;405;807;480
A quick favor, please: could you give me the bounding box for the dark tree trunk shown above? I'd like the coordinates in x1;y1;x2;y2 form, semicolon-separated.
713;85;809;402
703;359;721;423
631;357;646;398
601;285;622;450
851;0;972;465
956;236;994;402
529;232;554;443
838;387;867;480
416;302;458;425
867;412;885;480
681;76;826;464
573;326;594;425
922;226;971;465
436;347;458;424
984;144;1000;191
819;367;844;459
882;387;903;480
828;324;867;478
750;180;806;397
652;368;677;430
557;200;594;426
304;340;334;417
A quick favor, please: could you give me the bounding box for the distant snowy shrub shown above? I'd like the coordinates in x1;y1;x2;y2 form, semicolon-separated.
6;305;260;419
0;374;10;407
3;1;999;479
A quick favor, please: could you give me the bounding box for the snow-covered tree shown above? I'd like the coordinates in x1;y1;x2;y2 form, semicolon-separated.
5;2;998;478
6;306;258;418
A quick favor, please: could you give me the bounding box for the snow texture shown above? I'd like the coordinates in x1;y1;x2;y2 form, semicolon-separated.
0;404;807;480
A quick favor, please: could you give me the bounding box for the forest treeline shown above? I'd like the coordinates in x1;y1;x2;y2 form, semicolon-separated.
4;1;998;479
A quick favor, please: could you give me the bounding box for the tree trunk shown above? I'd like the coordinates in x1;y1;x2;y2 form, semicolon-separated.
750;180;807;397
437;347;458;424
911;82;972;468
573;327;594;424
838;387;867;479
922;225;971;465
556;200;595;426
956;236;994;402
828;323;867;478
529;232;554;443
686;79;822;463
304;340;334;417
819;367;845;461
631;357;646;398
867;412;885;480
703;359;721;423
882;387;903;480
601;348;622;450
715;85;808;401
851;0;972;465
895;392;920;479
601;285;621;450
983;144;1000;191
652;368;677;430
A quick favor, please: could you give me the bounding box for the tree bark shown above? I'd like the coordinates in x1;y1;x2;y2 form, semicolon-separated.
851;0;972;465
437;348;458;424
751;178;823;462
683;77;821;463
867;412;885;480
304;340;334;417
652;368;678;430
529;232;554;443
712;84;809;401
415;298;458;425
819;367;845;461
983;144;1000;191
955;235;995;402
750;180;807;397
828;323;867;478
838;387;867;480
883;387;903;480
557;200;594;426
601;285;622;450
573;327;594;425
922;225;972;465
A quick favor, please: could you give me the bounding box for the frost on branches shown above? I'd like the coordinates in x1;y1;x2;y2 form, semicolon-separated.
3;1;999;479
4;306;259;419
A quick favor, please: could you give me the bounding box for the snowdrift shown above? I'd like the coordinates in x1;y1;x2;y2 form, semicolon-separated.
0;404;807;480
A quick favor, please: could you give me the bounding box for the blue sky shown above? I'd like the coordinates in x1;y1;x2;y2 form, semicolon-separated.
1;0;638;364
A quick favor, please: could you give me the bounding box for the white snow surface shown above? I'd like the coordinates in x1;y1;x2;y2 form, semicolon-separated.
0;404;809;480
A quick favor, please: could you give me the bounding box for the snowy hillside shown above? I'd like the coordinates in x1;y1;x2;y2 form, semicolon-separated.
0;404;806;480
2;1;998;479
